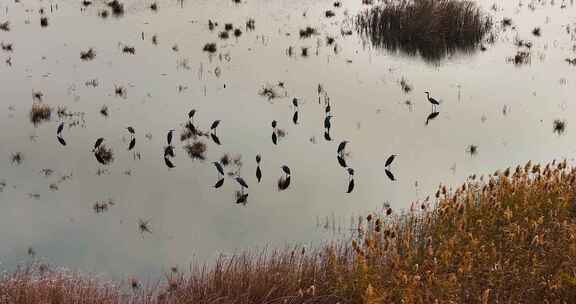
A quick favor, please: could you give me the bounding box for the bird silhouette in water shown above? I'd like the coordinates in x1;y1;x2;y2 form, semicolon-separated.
235;192;248;205
384;154;396;181
164;156;175;169
425;91;440;111
292;98;299;125
92;137;104;152
57;122;64;135
324;115;332;130
213;161;224;176
271;120;278;145
128;138;136;151
210;120;221;131
235;176;249;192
188;109;196;122
210;121;221;145
164;145;175;158
167;129;175;146
337;154;347;168
256;154;262;183
278;165;291;191
346;167;355;193
56;122;66;146
126;126;135;135
337;141;348;156
324;131;332;141
212;162;225;188
425;111;440;126
57;136;66;146
324;115;332;141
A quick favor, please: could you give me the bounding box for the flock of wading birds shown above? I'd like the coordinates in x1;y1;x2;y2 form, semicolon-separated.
52;88;442;207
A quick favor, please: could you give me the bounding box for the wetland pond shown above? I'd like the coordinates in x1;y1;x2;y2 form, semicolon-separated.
0;0;575;279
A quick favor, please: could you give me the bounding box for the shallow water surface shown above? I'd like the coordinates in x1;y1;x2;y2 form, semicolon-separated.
0;0;575;278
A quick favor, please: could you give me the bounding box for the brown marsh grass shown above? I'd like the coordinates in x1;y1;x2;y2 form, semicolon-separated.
3;160;576;303
356;0;492;62
29;102;52;126
184;141;207;161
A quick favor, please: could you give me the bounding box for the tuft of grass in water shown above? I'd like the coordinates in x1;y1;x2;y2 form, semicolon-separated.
399;77;412;93
107;0;124;17
246;18;255;31
40;17;48;27
356;0;492;62
508;50;531;66
466;144;478;156
122;45;135;54
100;105;109;117
10;152;23;165
29;102;52;126
1;42;12;52
184;141;207;161
0;21;9;31
553;119;566;135
299;26;317;38
218;31;229;39
203;43;217;53
3;160;576;302
80;48;95;61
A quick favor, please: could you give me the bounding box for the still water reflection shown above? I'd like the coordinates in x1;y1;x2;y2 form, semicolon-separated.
0;0;574;278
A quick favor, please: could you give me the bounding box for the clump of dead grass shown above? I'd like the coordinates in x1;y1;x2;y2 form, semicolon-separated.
356;0;492;62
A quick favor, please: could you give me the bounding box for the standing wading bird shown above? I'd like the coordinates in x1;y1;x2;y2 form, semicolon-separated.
128;138;136;151
324;115;332;130
164;145;175;158
235;176;249;197
210;120;220;131
424;91;440;111
278;166;291;191
235;176;249;190
213;161;224;176
384;154;396;181
167;129;175;146
346;167;355;193
57;122;64;135
337;141;348;156
271;120;278;145
164;156;175;169
93;137;104;152
256;155;262;183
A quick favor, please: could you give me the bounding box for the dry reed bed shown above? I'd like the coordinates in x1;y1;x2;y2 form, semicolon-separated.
2;160;576;303
356;0;492;62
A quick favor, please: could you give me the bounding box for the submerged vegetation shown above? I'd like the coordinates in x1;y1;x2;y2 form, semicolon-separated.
356;0;492;62
3;160;576;302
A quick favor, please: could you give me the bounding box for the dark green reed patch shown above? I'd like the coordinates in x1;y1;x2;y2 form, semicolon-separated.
356;0;492;63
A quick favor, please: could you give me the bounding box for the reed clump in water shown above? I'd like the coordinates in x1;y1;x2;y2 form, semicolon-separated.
29;102;52;126
184;141;207;161
3;160;576;303
356;0;492;62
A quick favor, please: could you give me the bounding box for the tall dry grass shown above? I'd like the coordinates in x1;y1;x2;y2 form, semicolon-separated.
356;0;492;62
2;159;576;303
